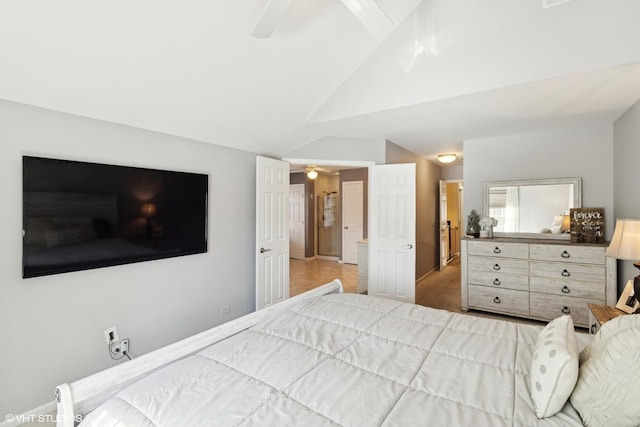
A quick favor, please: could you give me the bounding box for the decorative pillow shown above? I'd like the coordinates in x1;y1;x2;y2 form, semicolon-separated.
530;315;579;418
570;315;640;427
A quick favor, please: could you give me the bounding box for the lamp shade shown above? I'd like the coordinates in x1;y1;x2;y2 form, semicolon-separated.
605;219;640;260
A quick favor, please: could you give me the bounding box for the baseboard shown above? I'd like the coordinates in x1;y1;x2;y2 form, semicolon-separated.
316;255;339;262
1;401;56;427
416;266;438;283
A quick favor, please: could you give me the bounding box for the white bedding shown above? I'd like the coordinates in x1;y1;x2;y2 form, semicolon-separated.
79;293;588;427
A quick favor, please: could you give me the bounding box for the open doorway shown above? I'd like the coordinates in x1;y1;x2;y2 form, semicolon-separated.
285;159;372;261
285;159;373;296
440;180;463;268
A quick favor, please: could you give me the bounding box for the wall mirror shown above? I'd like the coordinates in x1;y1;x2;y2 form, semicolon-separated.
483;177;582;240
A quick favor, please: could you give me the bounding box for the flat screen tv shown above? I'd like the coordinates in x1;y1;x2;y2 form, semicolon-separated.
23;156;208;278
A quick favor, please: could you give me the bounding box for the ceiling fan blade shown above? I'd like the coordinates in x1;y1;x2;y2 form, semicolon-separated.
340;0;393;36
251;0;292;39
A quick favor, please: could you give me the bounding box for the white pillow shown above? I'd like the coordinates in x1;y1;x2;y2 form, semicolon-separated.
570;315;640;427
530;315;579;418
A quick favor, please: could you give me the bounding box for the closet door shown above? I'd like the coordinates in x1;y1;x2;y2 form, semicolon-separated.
289;183;305;260
342;181;363;264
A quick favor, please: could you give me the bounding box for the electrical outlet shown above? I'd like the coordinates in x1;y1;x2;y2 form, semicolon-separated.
220;305;230;315
110;341;121;355
109;338;130;356
104;327;119;344
120;339;129;354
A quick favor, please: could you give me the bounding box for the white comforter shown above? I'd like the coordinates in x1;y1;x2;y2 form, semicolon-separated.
80;293;586;426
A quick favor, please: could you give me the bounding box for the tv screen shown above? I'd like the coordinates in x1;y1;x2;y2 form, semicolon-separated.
23;156;208;278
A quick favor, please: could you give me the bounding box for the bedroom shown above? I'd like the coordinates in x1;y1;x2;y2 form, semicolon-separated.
1;0;640;425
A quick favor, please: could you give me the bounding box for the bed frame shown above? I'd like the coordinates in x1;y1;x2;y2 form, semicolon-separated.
55;280;344;427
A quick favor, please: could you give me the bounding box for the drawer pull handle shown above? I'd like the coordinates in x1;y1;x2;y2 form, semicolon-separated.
562;306;571;314
493;264;501;271
561;269;571;277
493;247;501;254
493;297;501;304
561;286;571;294
561;250;570;258
493;278;501;286
591;324;597;334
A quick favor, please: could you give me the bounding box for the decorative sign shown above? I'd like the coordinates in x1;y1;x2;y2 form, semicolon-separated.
569;208;605;243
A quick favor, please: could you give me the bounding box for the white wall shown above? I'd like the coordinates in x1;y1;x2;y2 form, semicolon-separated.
463;124;615;238
613;99;640;293
441;165;463;181
0;100;257;417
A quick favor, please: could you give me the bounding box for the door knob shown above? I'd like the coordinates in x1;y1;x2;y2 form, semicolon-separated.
404;244;413;249
260;247;271;254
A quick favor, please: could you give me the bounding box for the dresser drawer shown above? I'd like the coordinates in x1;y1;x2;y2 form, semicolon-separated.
468;271;529;291
530;276;605;300
468;256;529;291
468;241;529;259
468;285;529;316
529;261;605;284
468;256;529;276
530;293;601;327
529;244;605;265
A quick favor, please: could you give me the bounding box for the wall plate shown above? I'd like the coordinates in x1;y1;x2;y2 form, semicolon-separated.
104;327;119;344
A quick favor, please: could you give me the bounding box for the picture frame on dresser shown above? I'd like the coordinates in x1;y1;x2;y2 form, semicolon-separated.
615;280;640;314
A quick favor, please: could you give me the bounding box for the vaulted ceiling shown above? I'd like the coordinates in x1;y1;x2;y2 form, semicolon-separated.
1;0;639;163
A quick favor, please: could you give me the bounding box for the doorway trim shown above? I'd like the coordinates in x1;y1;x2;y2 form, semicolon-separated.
282;158;375;169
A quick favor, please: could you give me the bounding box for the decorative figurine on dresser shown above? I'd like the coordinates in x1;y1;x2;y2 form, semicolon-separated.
466;209;480;238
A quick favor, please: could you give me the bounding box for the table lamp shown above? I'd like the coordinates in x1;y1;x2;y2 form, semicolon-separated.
606;219;640;313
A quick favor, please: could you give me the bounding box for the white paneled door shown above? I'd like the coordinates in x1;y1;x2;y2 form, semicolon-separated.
256;156;289;310
289;183;305;260
342;181;363;264
368;163;416;303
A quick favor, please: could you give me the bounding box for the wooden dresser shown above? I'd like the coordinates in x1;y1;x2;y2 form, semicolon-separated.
461;238;616;327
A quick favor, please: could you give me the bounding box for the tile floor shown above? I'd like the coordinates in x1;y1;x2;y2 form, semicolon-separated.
290;257;359;296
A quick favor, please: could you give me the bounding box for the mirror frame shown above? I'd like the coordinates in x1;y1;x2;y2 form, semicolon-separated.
483;177;582;240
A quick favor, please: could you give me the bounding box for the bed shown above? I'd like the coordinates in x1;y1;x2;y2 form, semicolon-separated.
55;280;640;427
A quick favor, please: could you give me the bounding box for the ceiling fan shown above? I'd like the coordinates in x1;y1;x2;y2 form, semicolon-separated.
289;165;339;179
251;0;393;38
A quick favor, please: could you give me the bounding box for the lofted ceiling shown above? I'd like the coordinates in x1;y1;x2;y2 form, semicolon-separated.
1;0;640;164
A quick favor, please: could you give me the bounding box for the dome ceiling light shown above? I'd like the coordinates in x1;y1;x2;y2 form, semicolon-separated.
437;153;457;164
